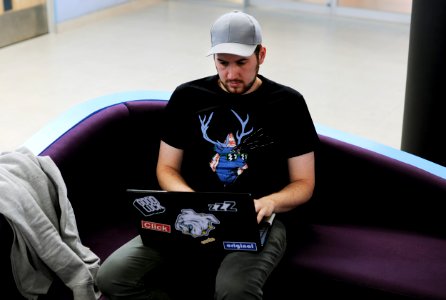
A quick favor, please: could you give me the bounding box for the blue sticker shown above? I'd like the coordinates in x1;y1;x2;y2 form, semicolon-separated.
223;241;257;251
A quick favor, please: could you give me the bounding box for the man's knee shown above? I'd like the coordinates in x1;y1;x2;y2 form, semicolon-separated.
215;274;262;300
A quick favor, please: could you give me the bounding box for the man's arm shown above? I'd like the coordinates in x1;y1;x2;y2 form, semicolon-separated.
156;141;194;192
253;151;315;223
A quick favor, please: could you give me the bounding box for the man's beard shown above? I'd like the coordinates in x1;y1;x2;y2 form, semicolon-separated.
222;65;260;94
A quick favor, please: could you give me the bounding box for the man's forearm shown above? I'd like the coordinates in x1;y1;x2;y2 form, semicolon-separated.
156;166;194;192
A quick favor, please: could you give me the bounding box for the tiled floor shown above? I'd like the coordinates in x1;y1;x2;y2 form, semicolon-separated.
0;0;411;152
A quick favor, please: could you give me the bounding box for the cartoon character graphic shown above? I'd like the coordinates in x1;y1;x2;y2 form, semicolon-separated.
175;209;220;238
199;110;253;185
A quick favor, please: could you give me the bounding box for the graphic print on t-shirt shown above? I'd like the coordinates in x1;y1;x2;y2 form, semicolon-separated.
199;109;274;186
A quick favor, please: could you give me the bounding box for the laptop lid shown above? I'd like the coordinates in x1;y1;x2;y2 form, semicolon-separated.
126;189;272;253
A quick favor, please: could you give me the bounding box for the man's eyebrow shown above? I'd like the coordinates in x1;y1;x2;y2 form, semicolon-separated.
217;58;248;63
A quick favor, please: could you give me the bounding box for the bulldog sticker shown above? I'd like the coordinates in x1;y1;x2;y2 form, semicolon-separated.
175;209;220;238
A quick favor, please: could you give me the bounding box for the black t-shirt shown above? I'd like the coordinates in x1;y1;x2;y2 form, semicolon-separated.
161;74;319;199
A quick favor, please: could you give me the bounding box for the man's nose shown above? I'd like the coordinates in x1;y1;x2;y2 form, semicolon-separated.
226;64;239;79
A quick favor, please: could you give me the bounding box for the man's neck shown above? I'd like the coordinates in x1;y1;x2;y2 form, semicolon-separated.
244;76;262;94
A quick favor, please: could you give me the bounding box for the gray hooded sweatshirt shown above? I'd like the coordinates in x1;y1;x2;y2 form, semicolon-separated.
0;147;101;300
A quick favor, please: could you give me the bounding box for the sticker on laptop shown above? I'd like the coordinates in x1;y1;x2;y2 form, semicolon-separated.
175;209;220;238
208;200;237;212
141;220;171;233
223;241;257;251
201;237;216;245
133;196;166;216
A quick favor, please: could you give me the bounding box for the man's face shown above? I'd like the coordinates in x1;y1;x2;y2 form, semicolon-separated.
214;47;265;94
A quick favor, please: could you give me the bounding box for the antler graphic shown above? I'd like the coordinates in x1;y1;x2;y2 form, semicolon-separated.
231;110;253;145
199;112;225;146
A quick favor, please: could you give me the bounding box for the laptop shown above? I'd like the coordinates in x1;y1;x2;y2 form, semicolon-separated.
126;189;275;254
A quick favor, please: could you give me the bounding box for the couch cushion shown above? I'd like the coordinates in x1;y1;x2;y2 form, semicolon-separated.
288;224;446;299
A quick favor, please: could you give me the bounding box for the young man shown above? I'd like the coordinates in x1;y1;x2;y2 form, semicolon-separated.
96;10;319;300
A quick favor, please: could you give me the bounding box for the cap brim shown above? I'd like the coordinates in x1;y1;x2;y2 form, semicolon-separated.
206;43;257;57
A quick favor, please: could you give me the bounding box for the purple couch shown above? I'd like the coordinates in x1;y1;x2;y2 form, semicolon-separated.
3;91;446;299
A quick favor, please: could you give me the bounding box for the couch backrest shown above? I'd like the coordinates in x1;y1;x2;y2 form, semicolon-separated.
305;134;446;238
40;100;166;234
38;99;446;239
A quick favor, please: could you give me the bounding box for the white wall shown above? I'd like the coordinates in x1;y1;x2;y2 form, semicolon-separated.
55;0;129;23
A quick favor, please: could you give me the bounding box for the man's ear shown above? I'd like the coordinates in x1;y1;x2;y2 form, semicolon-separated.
259;46;266;64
